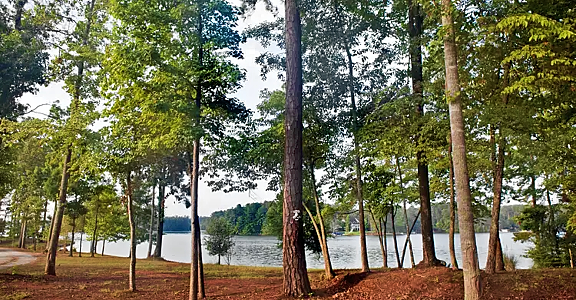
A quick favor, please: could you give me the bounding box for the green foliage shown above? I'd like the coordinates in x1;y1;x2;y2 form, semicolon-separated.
204;217;235;264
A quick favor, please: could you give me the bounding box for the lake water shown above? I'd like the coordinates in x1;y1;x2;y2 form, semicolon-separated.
74;232;533;269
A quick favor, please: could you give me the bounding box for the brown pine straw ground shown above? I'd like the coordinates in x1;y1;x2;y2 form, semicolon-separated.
1;248;576;300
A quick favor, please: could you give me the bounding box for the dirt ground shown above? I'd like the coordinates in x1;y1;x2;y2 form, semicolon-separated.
1;249;576;300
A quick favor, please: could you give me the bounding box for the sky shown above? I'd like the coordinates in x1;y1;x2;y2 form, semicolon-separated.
20;1;283;217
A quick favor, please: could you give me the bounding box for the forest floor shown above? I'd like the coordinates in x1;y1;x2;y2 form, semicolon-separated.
1;246;576;300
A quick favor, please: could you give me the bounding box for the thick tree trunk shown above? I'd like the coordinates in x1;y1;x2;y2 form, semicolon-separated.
390;208;401;268
154;185;165;258
442;0;482;298
486;63;509;274
127;172;137;292
45;147;72;275
495;236;504;271
448;135;459;269
147;184;155;258
409;0;438;268
282;0;311;296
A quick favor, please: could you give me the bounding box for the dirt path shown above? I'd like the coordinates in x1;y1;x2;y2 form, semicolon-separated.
0;248;37;270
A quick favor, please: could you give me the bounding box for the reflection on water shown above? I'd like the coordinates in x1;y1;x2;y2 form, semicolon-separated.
76;232;532;269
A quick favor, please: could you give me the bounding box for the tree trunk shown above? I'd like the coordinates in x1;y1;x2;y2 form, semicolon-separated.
195;215;205;298
101;240;105;256
154;185;165;258
408;0;438;268
79;231;83;257
486;63;509;274
147;184;155;258
189;2;204;296
495;236;504;271
369;207;387;268
442;0;482;298
401;210;421;266
45;0;96;275
14;0;27;31
448;134;459;269
42;198;48;237
126;172;137;291
45;148;71;275
69;218;76;257
396;158;415;267
309;164;335;278
91;205;99;257
282;0;311;296
33;230;37;251
390;208;401;268
47;200;57;250
383;218;388;268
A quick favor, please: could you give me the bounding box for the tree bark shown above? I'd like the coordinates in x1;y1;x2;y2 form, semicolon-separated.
127;172;137;292
408;0;438;268
309;164;335;278
47;200;57;250
147;184;155;258
369;207;387;268
69;217;76;257
195;215;205;298
79;231;83;257
45;148;71;275
101;240;105;256
442;0;482;298
396;158;415;267
390;208;401;268
448;134;459;269
91;205;99;257
45;0;96;275
153;185;165;258
282;0;311;296
401;210;421;267
486;63;509;274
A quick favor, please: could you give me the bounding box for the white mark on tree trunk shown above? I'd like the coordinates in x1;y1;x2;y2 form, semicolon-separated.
293;210;301;221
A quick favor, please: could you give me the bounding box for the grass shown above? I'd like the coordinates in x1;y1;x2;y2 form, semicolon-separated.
504;252;518;271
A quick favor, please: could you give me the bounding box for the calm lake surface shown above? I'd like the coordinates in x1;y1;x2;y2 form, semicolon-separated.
77;232;533;269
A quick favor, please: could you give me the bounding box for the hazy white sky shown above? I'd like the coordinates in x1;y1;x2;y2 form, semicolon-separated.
20;1;283;217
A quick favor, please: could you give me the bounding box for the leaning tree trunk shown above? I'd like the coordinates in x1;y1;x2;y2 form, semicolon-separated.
45;0;96;276
282;0;311;296
45;148;72;275
147;184;155;258
310;164;335;278
401;210;421;267
127;172;137;292
390;208;401;268
47;200;57;250
396;158;415;267
369;207;387;268
442;0;482;298
448;134;459;269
